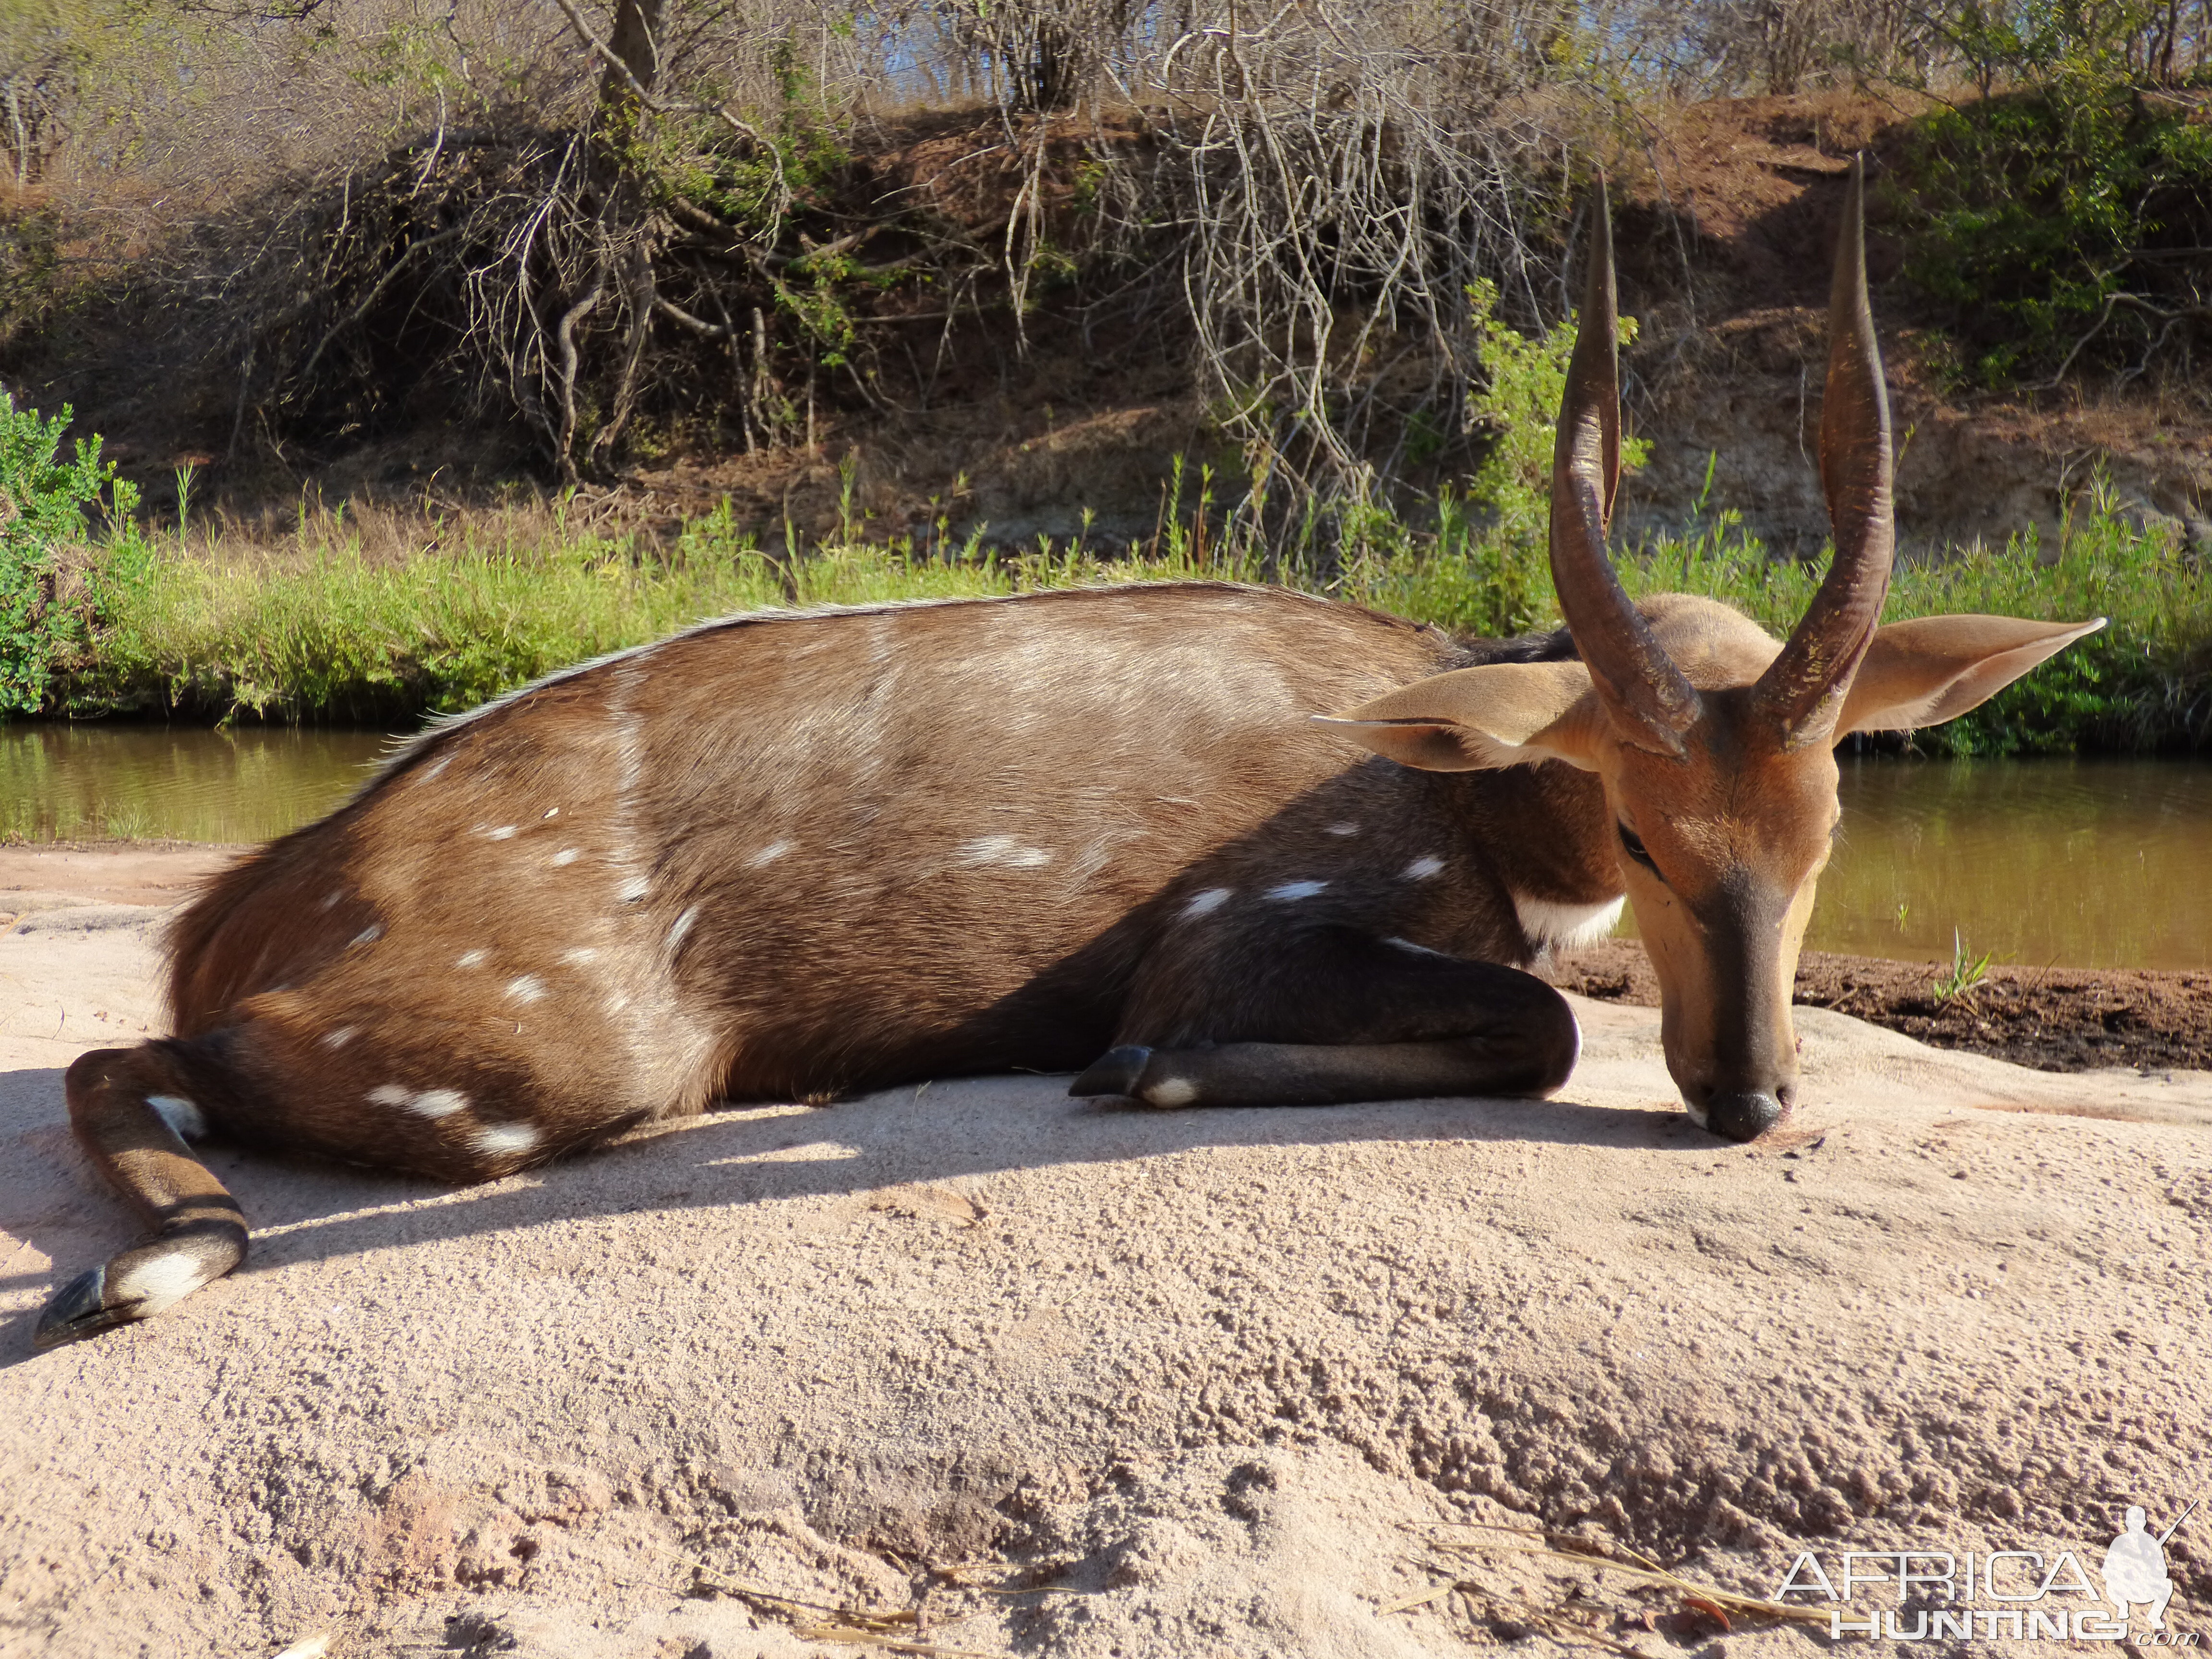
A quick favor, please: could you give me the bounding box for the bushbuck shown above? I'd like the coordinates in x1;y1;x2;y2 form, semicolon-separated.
36;163;2100;1348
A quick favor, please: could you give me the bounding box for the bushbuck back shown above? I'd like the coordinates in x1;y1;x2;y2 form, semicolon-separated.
36;160;2101;1348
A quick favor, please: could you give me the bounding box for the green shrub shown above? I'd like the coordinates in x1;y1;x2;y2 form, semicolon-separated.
1898;10;2212;385
0;396;143;713
1353;280;1651;638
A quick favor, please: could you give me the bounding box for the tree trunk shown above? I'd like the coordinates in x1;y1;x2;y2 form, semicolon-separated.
595;0;665;144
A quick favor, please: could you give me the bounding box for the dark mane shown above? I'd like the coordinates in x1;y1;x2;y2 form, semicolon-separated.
1435;625;1579;671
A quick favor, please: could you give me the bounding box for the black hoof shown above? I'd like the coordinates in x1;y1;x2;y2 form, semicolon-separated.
1070;1045;1152;1098
33;1265;120;1351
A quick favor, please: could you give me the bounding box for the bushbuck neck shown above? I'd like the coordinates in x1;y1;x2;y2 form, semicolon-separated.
34;159;2102;1349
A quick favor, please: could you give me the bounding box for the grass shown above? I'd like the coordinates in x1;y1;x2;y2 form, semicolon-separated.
27;474;2212;754
1930;928;1996;1007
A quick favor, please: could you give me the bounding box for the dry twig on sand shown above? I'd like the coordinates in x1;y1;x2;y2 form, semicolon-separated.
1385;1518;1834;1642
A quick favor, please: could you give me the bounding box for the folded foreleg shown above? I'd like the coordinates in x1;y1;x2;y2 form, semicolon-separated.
1073;926;1578;1107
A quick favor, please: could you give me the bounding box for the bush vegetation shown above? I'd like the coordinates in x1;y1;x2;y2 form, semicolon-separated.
1899;1;2212;385
1;1;2206;506
0;391;143;713
39;294;2212;752
0;1;2206;750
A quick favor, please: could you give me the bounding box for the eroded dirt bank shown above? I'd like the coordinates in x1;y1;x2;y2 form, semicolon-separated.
0;848;2207;1657
1549;939;2212;1076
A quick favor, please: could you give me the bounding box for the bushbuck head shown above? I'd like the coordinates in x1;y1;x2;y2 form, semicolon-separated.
1323;161;2103;1140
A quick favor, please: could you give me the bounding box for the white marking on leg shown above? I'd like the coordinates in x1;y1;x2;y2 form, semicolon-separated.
1403;855;1445;881
367;1084;412;1107
1326;821;1360;836
618;877;650;904
349;924;383;948
322;1026;355;1049
473;1123;541;1158
560;947;600;965
456;949;488;969
505;975;546;1005
409;1089;468;1119
1384;936;1448;958
1181;887;1232;919
667;906;700;951
552;848;580;866
1512;893;1626;951
746;840;793;868
481;824;520;841
1266;879;1327;902
957;834;1052;869
1143;1077;1198;1107
111;1250;214;1315
145;1094;206;1140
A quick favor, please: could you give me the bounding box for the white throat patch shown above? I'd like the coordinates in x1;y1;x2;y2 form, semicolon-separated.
1512;893;1626;952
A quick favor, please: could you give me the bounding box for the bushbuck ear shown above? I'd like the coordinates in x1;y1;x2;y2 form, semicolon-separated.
1313;660;1604;771
1840;614;2107;733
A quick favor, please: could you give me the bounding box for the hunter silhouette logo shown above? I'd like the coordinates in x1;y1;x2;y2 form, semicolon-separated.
2106;1503;2190;1633
1772;1495;2200;1643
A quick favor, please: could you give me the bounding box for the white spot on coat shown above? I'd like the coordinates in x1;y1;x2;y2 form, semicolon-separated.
145;1094;206;1139
456;950;488;969
349;924;383;948
1143;1077;1199;1107
1327;822;1360;836
746;840;794;868
482;824;520;841
110;1250;213;1315
473;1123;541;1158
957;834;1052;869
1266;880;1328;902
505;975;546;1005
1403;856;1445;880
322;1026;355;1049
560;947;600;965
552;848;580;866
667;906;700;951
618;877;650;904
409;1089;467;1119
1180;888;1232;919
319;890;345;911
542;806;559;819
1513;893;1626;951
367;1084;411;1107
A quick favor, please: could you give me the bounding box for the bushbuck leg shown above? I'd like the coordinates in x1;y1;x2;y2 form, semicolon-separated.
39;1046;251;1346
1073;926;1580;1106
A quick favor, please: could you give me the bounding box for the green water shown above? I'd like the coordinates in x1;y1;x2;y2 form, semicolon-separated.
2;726;2205;970
0;724;394;845
1802;755;2211;972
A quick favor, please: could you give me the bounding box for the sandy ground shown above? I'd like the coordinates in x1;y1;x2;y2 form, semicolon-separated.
1;847;2208;1659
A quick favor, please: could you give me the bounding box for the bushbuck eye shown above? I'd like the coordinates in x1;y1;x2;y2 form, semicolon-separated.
1618;822;1662;879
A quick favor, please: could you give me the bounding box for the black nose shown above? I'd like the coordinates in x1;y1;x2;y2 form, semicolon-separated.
1705;1089;1787;1142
